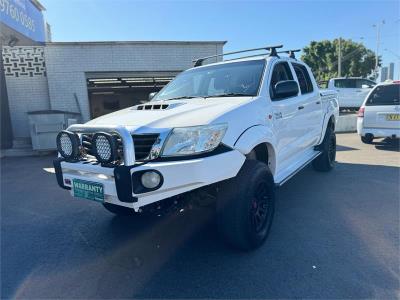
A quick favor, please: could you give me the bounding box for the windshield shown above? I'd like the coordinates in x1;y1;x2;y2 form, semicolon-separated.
153;60;265;101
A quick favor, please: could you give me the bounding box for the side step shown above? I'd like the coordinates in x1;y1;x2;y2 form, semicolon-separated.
275;151;321;187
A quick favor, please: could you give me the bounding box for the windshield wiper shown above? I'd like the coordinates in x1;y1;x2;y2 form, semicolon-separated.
204;93;253;98
162;93;252;101
162;96;202;101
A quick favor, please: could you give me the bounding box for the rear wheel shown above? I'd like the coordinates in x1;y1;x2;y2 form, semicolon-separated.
313;126;336;172
102;202;137;216
217;160;275;250
361;134;374;144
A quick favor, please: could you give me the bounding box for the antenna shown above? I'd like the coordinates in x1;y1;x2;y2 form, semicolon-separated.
193;44;283;67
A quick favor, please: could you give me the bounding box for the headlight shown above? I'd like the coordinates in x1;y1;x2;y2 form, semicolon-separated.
162;124;227;157
56;130;80;160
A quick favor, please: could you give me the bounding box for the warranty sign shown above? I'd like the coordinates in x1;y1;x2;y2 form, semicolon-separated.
73;179;104;202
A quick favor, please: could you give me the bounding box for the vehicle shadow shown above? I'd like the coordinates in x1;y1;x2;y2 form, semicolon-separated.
372;138;400;152
336;144;358;151
128;162;399;299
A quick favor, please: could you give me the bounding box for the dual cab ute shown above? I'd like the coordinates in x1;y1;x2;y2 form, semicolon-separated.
327;77;376;111
54;45;339;250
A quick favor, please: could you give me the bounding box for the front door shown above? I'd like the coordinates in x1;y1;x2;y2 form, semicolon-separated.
269;61;306;169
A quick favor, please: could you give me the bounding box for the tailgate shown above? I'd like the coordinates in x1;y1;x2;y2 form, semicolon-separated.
364;105;400;129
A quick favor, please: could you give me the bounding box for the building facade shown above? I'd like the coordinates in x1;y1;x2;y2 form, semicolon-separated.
0;0;47;149
388;62;395;80
380;66;389;82
2;41;225;149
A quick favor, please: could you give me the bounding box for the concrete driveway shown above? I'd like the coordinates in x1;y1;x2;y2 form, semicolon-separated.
1;133;399;299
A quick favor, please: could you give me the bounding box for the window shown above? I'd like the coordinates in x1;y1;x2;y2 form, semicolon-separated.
269;62;294;100
356;79;376;88
334;79;356;88
365;84;400;106
292;63;314;94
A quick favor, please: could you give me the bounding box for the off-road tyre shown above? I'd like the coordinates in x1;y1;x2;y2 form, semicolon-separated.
217;159;275;251
312;126;336;172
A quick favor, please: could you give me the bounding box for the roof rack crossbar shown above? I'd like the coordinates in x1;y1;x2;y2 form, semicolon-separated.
193;44;283;67
223;53;272;62
278;49;301;59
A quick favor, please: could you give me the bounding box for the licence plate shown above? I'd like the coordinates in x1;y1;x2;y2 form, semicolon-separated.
73;179;104;202
386;114;400;121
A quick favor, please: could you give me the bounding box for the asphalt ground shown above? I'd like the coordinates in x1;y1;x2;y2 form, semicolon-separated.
1;133;399;299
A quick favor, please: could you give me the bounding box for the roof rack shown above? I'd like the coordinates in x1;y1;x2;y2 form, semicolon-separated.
193;44;283;67
277;49;301;59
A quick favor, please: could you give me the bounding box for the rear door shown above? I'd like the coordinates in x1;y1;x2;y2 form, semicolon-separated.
364;84;400;129
291;63;323;148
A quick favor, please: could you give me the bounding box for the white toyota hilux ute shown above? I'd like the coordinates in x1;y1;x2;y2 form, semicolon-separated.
54;45;339;250
327;77;376;111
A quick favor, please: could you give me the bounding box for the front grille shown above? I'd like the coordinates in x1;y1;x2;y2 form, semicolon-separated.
132;134;159;160
81;134;94;155
81;133;159;162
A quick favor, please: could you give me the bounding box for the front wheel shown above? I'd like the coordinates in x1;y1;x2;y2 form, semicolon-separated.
217;160;275;250
313;126;336;172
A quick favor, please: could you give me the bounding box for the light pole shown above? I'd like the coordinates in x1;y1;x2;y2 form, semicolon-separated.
338;37;342;77
372;20;385;73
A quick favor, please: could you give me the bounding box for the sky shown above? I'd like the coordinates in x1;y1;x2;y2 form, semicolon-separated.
40;0;399;77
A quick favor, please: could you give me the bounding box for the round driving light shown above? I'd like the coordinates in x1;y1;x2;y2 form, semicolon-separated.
92;132;119;164
56;130;80;160
141;171;161;189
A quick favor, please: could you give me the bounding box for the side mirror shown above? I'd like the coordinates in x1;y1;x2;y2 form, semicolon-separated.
274;80;299;99
149;92;157;100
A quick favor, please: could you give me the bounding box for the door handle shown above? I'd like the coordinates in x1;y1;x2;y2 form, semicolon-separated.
316;101;321;104
298;106;304;110
274;112;283;119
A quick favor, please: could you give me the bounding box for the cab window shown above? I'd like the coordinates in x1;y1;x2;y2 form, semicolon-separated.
356;79;376;88
292;63;313;94
334;79;356;88
270;62;294;100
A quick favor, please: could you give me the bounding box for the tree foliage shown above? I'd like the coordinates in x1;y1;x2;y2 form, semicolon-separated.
301;39;378;83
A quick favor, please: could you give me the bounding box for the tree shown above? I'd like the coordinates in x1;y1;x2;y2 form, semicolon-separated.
301;39;378;83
